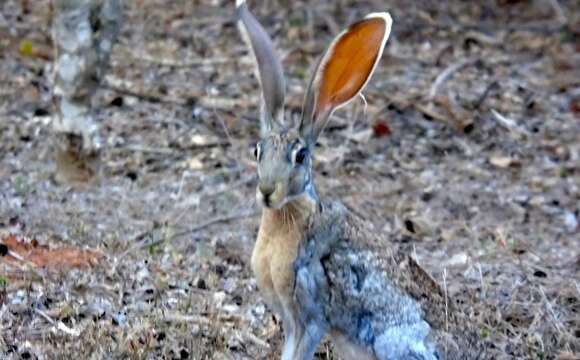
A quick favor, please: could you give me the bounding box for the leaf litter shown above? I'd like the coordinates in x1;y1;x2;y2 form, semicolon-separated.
0;0;579;359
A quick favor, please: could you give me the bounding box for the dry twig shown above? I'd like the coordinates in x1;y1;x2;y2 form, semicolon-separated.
34;308;80;337
429;57;480;102
490;109;529;138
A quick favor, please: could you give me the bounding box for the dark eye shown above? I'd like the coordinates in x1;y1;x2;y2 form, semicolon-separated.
294;148;308;165
254;143;261;160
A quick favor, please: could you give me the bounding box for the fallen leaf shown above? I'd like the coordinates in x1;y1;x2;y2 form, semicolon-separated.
555;351;580;360
19;40;34;56
188;156;205;170
191;134;211;146
372;120;392;137
489;156;513;168
19;39;53;61
570;98;580;116
0;235;102;269
344;128;372;143
443;253;469;267
315;145;348;164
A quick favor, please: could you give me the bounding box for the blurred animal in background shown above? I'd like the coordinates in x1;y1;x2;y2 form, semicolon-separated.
237;0;484;359
51;0;121;182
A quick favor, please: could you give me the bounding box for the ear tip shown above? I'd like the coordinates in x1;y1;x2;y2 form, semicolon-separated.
365;12;393;26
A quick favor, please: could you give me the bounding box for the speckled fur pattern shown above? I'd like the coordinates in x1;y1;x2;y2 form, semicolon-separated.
254;195;484;359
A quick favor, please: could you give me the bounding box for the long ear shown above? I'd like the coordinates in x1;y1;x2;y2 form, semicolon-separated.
299;12;392;145
236;0;286;136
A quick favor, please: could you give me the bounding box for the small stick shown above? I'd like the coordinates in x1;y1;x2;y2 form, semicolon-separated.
162;312;244;325
443;267;449;333
163;313;211;325
170;173;256;224
548;0;567;24
538;286;564;335
6;250;44;279
429;57;480;101
34;308;80;337
168;208;259;241
490;109;529;138
241;330;270;349
414;103;455;128
138;54;235;67
120;208;258;257
477;263;486;298
207;88;234;146
104;81;251;111
119;145;176;155
474;80;499;109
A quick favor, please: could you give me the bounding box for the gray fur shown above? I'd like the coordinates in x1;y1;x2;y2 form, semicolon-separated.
255;131;312;208
294;202;440;359
288;200;483;359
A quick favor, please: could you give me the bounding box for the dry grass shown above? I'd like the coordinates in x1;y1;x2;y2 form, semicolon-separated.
1;0;579;359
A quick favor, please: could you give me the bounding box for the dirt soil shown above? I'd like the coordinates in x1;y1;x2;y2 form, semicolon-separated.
1;0;579;359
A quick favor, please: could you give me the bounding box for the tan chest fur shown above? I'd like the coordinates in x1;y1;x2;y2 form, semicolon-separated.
251;199;314;308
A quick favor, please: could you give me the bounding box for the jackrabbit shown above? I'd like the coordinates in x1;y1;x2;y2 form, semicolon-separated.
236;1;483;359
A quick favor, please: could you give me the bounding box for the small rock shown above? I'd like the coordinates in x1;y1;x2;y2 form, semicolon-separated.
195;241;215;260
529;195;544;207
87;299;112;319
563;211;578;232
253;303;265;317
135;266;150;283
195;278;207;290
221;303;239;313
112;311;127;326
443;253;469;267
489;156;513;168
344;128;373;142
440;229;454;242
0;243;8;256
10;290;25;305
213;291;226;307
188;156;204;170
402;216;434;237
223;278;237;293
191;134;211;146
191;324;201;336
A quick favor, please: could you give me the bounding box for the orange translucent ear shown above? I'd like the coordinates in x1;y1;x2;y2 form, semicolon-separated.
300;13;392;142
316;16;389;117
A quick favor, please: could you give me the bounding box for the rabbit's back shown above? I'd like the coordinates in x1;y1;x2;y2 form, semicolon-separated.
293;201;483;359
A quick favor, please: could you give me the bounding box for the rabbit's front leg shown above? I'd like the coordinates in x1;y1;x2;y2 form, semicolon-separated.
279;308;296;360
281;263;328;360
279;286;325;360
281;313;325;360
292;321;325;360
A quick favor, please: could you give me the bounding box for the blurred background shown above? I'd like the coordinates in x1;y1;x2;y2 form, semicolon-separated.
0;0;579;358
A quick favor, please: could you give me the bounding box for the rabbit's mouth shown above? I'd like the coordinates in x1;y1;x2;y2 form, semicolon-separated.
256;185;288;209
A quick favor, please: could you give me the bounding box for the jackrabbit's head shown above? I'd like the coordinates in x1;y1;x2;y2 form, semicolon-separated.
237;0;392;208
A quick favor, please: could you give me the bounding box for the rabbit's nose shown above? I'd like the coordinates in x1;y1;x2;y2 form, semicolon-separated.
259;184;275;199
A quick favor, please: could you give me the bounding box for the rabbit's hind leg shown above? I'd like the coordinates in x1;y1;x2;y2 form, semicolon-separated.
331;330;376;360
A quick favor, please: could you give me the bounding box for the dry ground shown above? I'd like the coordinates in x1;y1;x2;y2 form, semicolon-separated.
1;0;579;359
